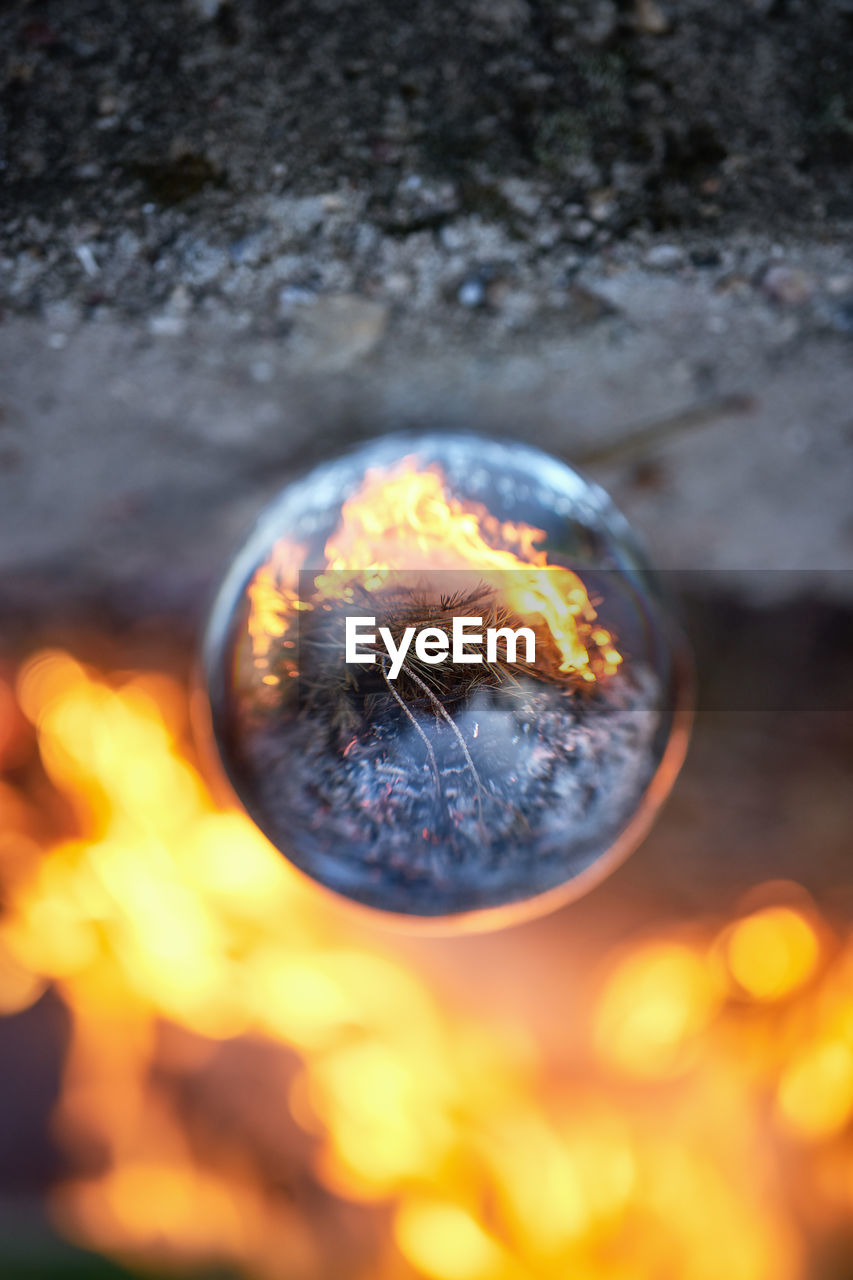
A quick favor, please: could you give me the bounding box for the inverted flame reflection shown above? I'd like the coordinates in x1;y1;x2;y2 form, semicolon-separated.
246;460;622;688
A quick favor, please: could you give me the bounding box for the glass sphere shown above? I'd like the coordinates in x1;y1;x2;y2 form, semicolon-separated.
201;433;691;927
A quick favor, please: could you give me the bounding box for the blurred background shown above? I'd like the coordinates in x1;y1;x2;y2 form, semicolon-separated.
1;1;853;1277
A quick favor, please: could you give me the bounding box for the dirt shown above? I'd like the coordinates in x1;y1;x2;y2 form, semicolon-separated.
2;0;852;327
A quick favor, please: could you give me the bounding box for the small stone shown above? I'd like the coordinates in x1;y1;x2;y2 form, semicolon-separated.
497;287;537;324
569;219;596;243
228;232;266;267
458;277;486;308
565;286;618;327
587;189;617;224
74;244;99;278
278;283;317;312
498;178;542;220
455;263;513;311
278;196;326;239
761;265;814;306
577;0;618;44
829;299;853;335
148;314;187;337
826;274;853;297
533;221;561;250
644;244;684;270
634;0;670;33
381;175;458;233
294;294;389;372
439;224;467;252
714;273;750;297
471;0;530;36
384;271;413;299
321;193;346;213
167;284;191;316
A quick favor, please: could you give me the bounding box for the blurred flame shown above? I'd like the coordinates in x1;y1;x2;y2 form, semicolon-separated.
778;1042;853;1140
595;941;721;1079
0;650;851;1279
395;1201;511;1280
247;460;622;684
726;907;820;1001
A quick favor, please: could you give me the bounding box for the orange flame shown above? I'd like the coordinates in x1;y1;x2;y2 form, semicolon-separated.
247;460;622;685
0;652;851;1279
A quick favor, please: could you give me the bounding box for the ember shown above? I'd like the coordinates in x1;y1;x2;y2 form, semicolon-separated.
204;434;689;921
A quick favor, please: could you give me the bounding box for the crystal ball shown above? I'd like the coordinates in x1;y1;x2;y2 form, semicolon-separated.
201;433;691;926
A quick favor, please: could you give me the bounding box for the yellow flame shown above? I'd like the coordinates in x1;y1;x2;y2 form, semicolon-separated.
594;942;721;1079
726;906;820;1001
395;1200;512;1280
778;1041;853;1139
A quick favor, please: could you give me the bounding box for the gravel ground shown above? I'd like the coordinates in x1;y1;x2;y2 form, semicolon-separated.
1;0;852;620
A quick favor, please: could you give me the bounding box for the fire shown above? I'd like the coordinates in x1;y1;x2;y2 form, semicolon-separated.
247;460;622;684
1;651;852;1278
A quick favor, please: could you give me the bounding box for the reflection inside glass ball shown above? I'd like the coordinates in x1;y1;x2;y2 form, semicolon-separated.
202;434;690;925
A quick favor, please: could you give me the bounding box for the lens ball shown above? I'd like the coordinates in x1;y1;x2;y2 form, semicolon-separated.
201;433;691;926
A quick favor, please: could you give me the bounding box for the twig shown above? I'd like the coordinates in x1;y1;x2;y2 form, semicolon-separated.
571;392;756;468
401;662;485;827
380;658;442;800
